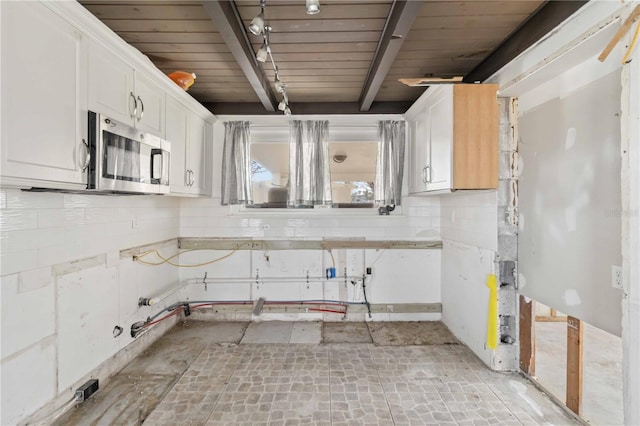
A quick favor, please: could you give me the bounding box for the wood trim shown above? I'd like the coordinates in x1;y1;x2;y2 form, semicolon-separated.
598;4;640;62
566;316;583;415
519;295;535;376
452;84;499;189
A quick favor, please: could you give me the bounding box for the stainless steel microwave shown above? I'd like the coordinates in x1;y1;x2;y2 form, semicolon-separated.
87;111;170;194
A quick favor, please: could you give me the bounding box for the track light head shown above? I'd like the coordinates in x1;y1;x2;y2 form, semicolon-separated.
284;106;292;116
256;44;268;62
278;100;287;111
248;13;264;35
306;0;320;15
274;79;285;93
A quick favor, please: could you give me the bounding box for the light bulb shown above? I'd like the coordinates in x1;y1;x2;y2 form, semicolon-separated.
306;0;320;14
248;14;264;35
278;100;287;111
256;44;268;62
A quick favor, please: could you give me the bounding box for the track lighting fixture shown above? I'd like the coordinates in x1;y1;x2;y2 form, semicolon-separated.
248;0;266;35
306;0;320;15
256;42;268;63
274;78;285;94
248;13;264;35
248;1;293;115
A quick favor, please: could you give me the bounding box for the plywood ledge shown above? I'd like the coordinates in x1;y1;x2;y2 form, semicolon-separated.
179;238;442;251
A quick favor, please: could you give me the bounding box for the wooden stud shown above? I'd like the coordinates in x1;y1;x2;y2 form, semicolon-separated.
519;295;535;376
566;316;583;415
535;307;568;322
598;5;640;62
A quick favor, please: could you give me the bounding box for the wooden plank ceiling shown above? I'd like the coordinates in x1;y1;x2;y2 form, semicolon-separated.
80;0;551;114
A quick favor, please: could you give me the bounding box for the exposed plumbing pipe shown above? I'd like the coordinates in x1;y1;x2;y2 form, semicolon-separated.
138;282;187;306
185;274;365;285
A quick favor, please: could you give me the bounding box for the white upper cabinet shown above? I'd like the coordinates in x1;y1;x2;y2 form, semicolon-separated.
166;96;212;196
405;84;498;194
88;39;165;138
1;1;89;189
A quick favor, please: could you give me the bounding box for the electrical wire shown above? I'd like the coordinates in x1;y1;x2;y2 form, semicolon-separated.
361;277;372;319
134;249;238;268
326;249;336;268
143;308;183;328
622;19;640;64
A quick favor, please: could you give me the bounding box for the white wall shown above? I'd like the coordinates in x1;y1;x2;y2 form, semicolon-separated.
0;189;181;425
440;191;498;367
518;67;622;335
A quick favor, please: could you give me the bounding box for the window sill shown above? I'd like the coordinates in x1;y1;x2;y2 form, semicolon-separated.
231;204;403;217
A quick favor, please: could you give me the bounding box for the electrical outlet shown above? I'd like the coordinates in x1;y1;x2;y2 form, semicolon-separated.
612;265;623;289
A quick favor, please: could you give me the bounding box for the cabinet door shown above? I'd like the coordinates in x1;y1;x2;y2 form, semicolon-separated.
407;117;429;194
426;86;453;191
187;114;210;196
166;96;189;194
88;39;135;125
134;71;165;138
1;1;88;188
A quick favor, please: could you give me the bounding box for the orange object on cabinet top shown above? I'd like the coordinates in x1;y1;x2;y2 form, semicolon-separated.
167;71;196;91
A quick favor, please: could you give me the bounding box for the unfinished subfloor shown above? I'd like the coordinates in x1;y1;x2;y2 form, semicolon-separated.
54;321;579;425
535;320;623;426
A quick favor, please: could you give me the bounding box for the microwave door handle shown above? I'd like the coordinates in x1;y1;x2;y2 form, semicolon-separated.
150;149;162;183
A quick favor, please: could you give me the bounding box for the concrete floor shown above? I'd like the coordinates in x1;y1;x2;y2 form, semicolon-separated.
534;321;623;426
55;321;580;425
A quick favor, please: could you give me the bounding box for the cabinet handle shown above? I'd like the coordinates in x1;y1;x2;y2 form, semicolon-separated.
422;166;428;184
129;92;137;119
80;139;91;171
136;96;144;121
425;165;432;183
185;169;190;186
190;170;196;187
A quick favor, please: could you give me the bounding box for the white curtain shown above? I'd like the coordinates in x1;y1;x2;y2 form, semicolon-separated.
375;120;405;205
288;120;332;206
221;121;253;205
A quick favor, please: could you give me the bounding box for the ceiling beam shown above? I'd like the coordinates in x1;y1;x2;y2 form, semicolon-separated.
359;0;424;112
203;101;414;115
201;0;277;111
463;0;588;83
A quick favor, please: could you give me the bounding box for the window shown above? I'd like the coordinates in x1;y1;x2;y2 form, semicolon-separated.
249;140;377;208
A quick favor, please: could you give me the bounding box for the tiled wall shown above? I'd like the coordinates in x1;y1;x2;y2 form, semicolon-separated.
0;188;181;425
179;195;440;240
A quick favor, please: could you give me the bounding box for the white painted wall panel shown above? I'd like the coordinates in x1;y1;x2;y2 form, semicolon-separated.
0;271;55;359
441;240;495;366
56;257;121;391
0;339;56;425
365;249;441;304
518;69;623;336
